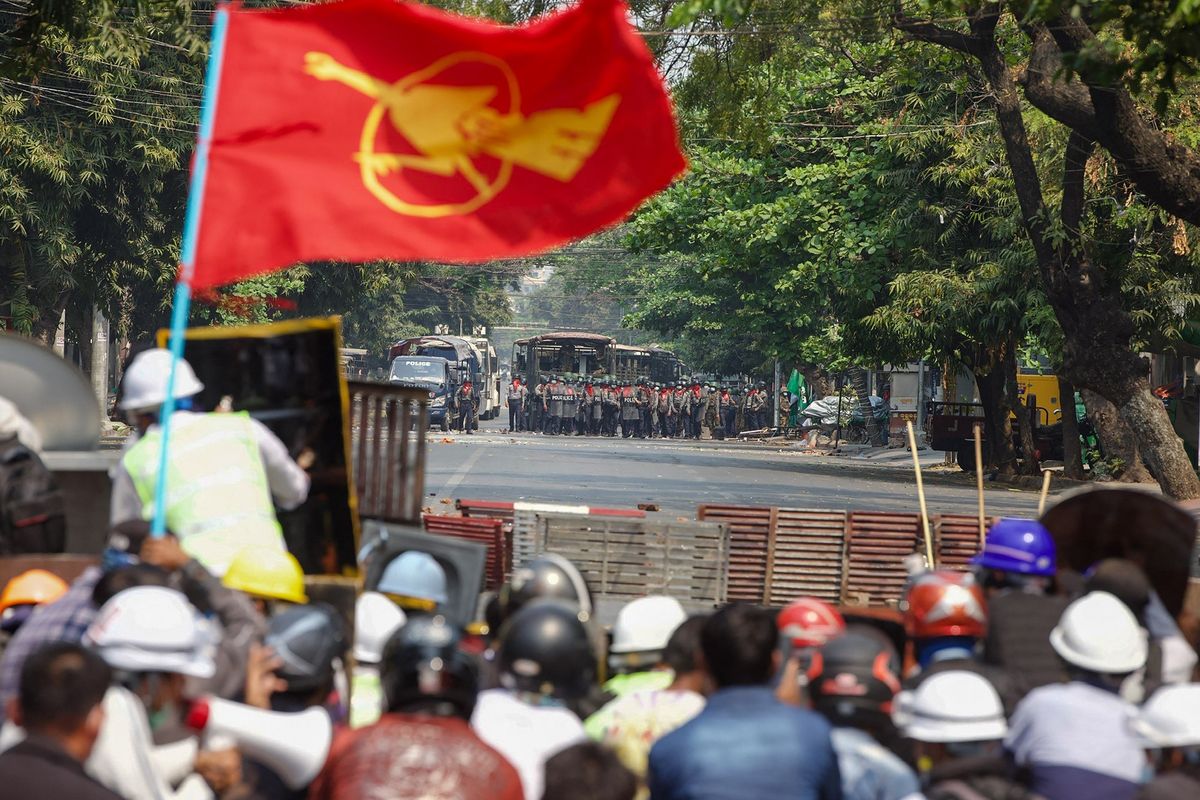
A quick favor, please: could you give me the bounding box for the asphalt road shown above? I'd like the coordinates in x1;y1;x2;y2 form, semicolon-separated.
424;417;1048;518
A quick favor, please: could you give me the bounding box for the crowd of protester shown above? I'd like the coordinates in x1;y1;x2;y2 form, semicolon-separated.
0;512;1199;799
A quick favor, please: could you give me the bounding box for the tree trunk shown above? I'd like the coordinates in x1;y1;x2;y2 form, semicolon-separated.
848;366;877;439
1081;389;1155;483
974;365;1018;475
1058;375;1085;479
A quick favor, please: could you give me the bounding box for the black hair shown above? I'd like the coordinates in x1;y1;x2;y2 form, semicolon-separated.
663;614;708;675
542;742;637;800
92;563;169;608
1084;559;1151;624
701;603;776;688
18;642;111;733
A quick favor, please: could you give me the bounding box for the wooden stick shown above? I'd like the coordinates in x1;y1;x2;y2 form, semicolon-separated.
974;423;986;546
906;420;935;568
1038;469;1053;516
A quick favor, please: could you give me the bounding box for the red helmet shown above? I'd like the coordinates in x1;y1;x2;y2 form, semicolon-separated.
905;570;987;639
777;598;845;649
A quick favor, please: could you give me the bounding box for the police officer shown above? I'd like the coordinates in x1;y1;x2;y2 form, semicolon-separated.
545;376;563;435
456;378;477;434
562;379;577;436
588;381;603;435
530;377;546;434
720;386;737;437
657;384;672;438
675;383;691;438
620;382;639;438
507;377;526;433
689;381;704;439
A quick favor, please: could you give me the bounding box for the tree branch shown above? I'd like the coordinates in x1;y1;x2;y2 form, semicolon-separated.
893;4;980;55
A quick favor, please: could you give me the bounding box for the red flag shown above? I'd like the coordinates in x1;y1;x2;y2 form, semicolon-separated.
192;0;685;290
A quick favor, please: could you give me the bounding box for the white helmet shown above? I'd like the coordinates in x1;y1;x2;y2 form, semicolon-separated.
610;595;687;655
1131;684;1200;747
84;586;215;678
118;348;204;411
354;591;407;664
1049;591;1147;674
893;670;1007;743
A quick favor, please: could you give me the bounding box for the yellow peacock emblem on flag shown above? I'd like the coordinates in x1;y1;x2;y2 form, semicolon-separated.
304;51;621;218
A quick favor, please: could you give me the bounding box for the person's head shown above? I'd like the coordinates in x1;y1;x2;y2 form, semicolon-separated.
84;586;214;725
354;591;407;666
543;742;638;800
0;569;68;634
701;603;777;689
905;570;987;669
8;642;112;762
223;545;309;614
91;562;169;609
662;614;709;694
1132;684;1200;775
1084;559;1151;625
893;670;1008;774
1050;590;1147;689
117;348;204;429
608;595;687;675
971;518;1056;595
380;615;478;718
377;551;449;613
807;628;902;735
498;553;593;626
264;603;348;710
498;599;595;703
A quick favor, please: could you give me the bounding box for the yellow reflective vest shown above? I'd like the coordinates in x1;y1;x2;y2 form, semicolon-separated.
123;412;285;576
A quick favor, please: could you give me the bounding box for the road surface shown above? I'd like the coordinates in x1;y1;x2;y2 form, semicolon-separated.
424;418;1047;518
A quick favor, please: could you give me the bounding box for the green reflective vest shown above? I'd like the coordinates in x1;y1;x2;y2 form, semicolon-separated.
123;412;284;576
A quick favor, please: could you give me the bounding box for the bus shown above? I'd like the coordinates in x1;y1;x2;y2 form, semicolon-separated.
512;332;688;385
466;336;501;420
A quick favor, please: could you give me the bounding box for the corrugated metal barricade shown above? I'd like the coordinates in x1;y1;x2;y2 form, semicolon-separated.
520;513;730;617
699;504;987;607
422;514;509;591
350;381;428;524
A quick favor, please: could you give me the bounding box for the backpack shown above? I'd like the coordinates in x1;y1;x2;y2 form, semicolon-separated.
0;436;66;554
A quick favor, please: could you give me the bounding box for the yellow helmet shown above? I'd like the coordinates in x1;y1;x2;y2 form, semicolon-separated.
222;545;308;604
0;569;69;614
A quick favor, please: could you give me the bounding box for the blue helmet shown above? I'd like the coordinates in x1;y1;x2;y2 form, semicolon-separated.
971;518;1056;577
378;551;449;605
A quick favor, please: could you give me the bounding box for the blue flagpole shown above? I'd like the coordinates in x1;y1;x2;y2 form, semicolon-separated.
151;5;231;537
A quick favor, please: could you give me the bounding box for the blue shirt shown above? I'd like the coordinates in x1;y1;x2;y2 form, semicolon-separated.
830;727;919;800
648;685;843;800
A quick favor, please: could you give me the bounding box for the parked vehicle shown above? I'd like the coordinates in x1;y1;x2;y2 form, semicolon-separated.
388;355;457;431
466;337;501;420
389;336;483;426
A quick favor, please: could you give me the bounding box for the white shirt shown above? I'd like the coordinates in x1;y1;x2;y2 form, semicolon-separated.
471;688;586;800
1005;681;1143;783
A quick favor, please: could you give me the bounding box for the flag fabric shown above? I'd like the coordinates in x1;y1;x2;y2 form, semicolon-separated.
191;0;686;290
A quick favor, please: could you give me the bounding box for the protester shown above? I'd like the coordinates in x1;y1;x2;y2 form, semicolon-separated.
808;629;919;800
1005;591;1148;800
0;569;68;654
222;544;309;614
376;550;449;615
473;599;595;800
348;591;406;729
81;585;243;800
776;596;846;705
647;603;842;799
1083;558;1197;701
893;670;1031;799
544;741;639;800
109;348;310;577
1131;683;1200;799
585;595;688;738
975;518;1069;707
600;615;709;791
311;615;523;800
0;642;119;800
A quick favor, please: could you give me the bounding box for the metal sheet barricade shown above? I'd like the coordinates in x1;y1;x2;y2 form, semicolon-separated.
528;513;729;612
696;505;774;602
842;512;921;606
350;381;428;524
934;514;993;570
423;514;509;590
768;509;847;605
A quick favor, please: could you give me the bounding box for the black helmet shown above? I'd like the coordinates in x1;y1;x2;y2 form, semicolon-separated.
498;599;595;700
380;615;479;718
807;628;902;722
499;553;593;622
265;603;348;694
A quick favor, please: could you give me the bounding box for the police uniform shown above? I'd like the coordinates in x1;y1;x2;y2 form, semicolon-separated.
507;380;526;432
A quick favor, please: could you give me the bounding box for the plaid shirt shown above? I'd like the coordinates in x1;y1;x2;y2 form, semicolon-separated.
0;566;101;721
